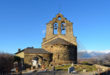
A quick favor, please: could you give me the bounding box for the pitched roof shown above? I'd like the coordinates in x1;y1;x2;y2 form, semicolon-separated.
15;50;24;54
24;48;51;54
43;38;73;45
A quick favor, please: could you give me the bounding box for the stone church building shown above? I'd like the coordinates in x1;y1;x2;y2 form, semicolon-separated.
15;13;77;67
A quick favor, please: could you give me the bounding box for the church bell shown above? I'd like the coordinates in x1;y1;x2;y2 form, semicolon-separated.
54;24;57;29
62;24;65;30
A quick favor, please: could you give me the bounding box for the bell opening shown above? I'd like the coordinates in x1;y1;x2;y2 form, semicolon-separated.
61;22;66;34
53;23;58;34
58;16;61;20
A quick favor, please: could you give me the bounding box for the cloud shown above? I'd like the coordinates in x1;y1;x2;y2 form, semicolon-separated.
78;49;110;54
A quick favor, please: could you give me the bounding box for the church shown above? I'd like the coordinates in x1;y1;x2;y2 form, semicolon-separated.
15;13;77;67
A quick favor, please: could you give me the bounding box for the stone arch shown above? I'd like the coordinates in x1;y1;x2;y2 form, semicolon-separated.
53;22;58;34
32;55;43;68
61;22;66;34
58;16;61;20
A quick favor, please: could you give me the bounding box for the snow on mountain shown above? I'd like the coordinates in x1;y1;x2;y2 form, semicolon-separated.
78;50;110;59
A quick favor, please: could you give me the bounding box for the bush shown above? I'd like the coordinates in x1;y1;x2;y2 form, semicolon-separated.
0;53;14;73
81;61;89;65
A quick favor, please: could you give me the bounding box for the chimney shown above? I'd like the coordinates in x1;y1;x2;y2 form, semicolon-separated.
18;48;21;52
26;46;34;49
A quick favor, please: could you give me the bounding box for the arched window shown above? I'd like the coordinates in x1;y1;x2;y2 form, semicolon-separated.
61;22;66;34
53;23;58;34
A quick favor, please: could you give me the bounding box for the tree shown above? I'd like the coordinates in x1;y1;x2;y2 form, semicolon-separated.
0;53;14;73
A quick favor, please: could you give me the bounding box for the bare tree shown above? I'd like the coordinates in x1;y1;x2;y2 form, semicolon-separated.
0;52;14;73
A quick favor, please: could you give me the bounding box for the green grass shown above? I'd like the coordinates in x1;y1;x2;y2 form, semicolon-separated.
54;64;97;72
55;64;71;71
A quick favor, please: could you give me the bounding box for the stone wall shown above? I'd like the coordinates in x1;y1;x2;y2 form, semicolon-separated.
24;53;52;67
42;13;77;65
15;51;24;58
44;13;77;46
42;44;77;65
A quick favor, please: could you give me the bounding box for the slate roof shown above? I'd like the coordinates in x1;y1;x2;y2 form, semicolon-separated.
15;50;24;54
44;38;73;45
15;47;51;54
24;48;51;54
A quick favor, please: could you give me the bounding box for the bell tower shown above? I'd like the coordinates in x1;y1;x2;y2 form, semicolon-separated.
42;13;77;64
45;13;75;41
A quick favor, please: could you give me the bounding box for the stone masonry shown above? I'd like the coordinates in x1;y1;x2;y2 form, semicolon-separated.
15;13;77;67
42;13;77;64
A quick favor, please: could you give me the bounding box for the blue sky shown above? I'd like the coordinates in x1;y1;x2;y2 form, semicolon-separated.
0;0;110;53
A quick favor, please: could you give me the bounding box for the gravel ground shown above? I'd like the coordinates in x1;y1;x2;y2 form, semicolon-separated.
22;71;96;75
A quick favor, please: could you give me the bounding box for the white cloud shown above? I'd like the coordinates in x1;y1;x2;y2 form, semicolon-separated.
78;49;110;54
97;50;110;53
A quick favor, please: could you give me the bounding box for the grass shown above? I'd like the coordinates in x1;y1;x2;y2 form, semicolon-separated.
54;64;98;72
55;64;71;71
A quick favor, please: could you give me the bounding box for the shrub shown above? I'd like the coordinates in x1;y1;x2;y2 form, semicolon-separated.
81;61;89;65
0;53;14;73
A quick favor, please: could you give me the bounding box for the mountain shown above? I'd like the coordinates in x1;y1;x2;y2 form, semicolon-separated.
78;50;109;59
